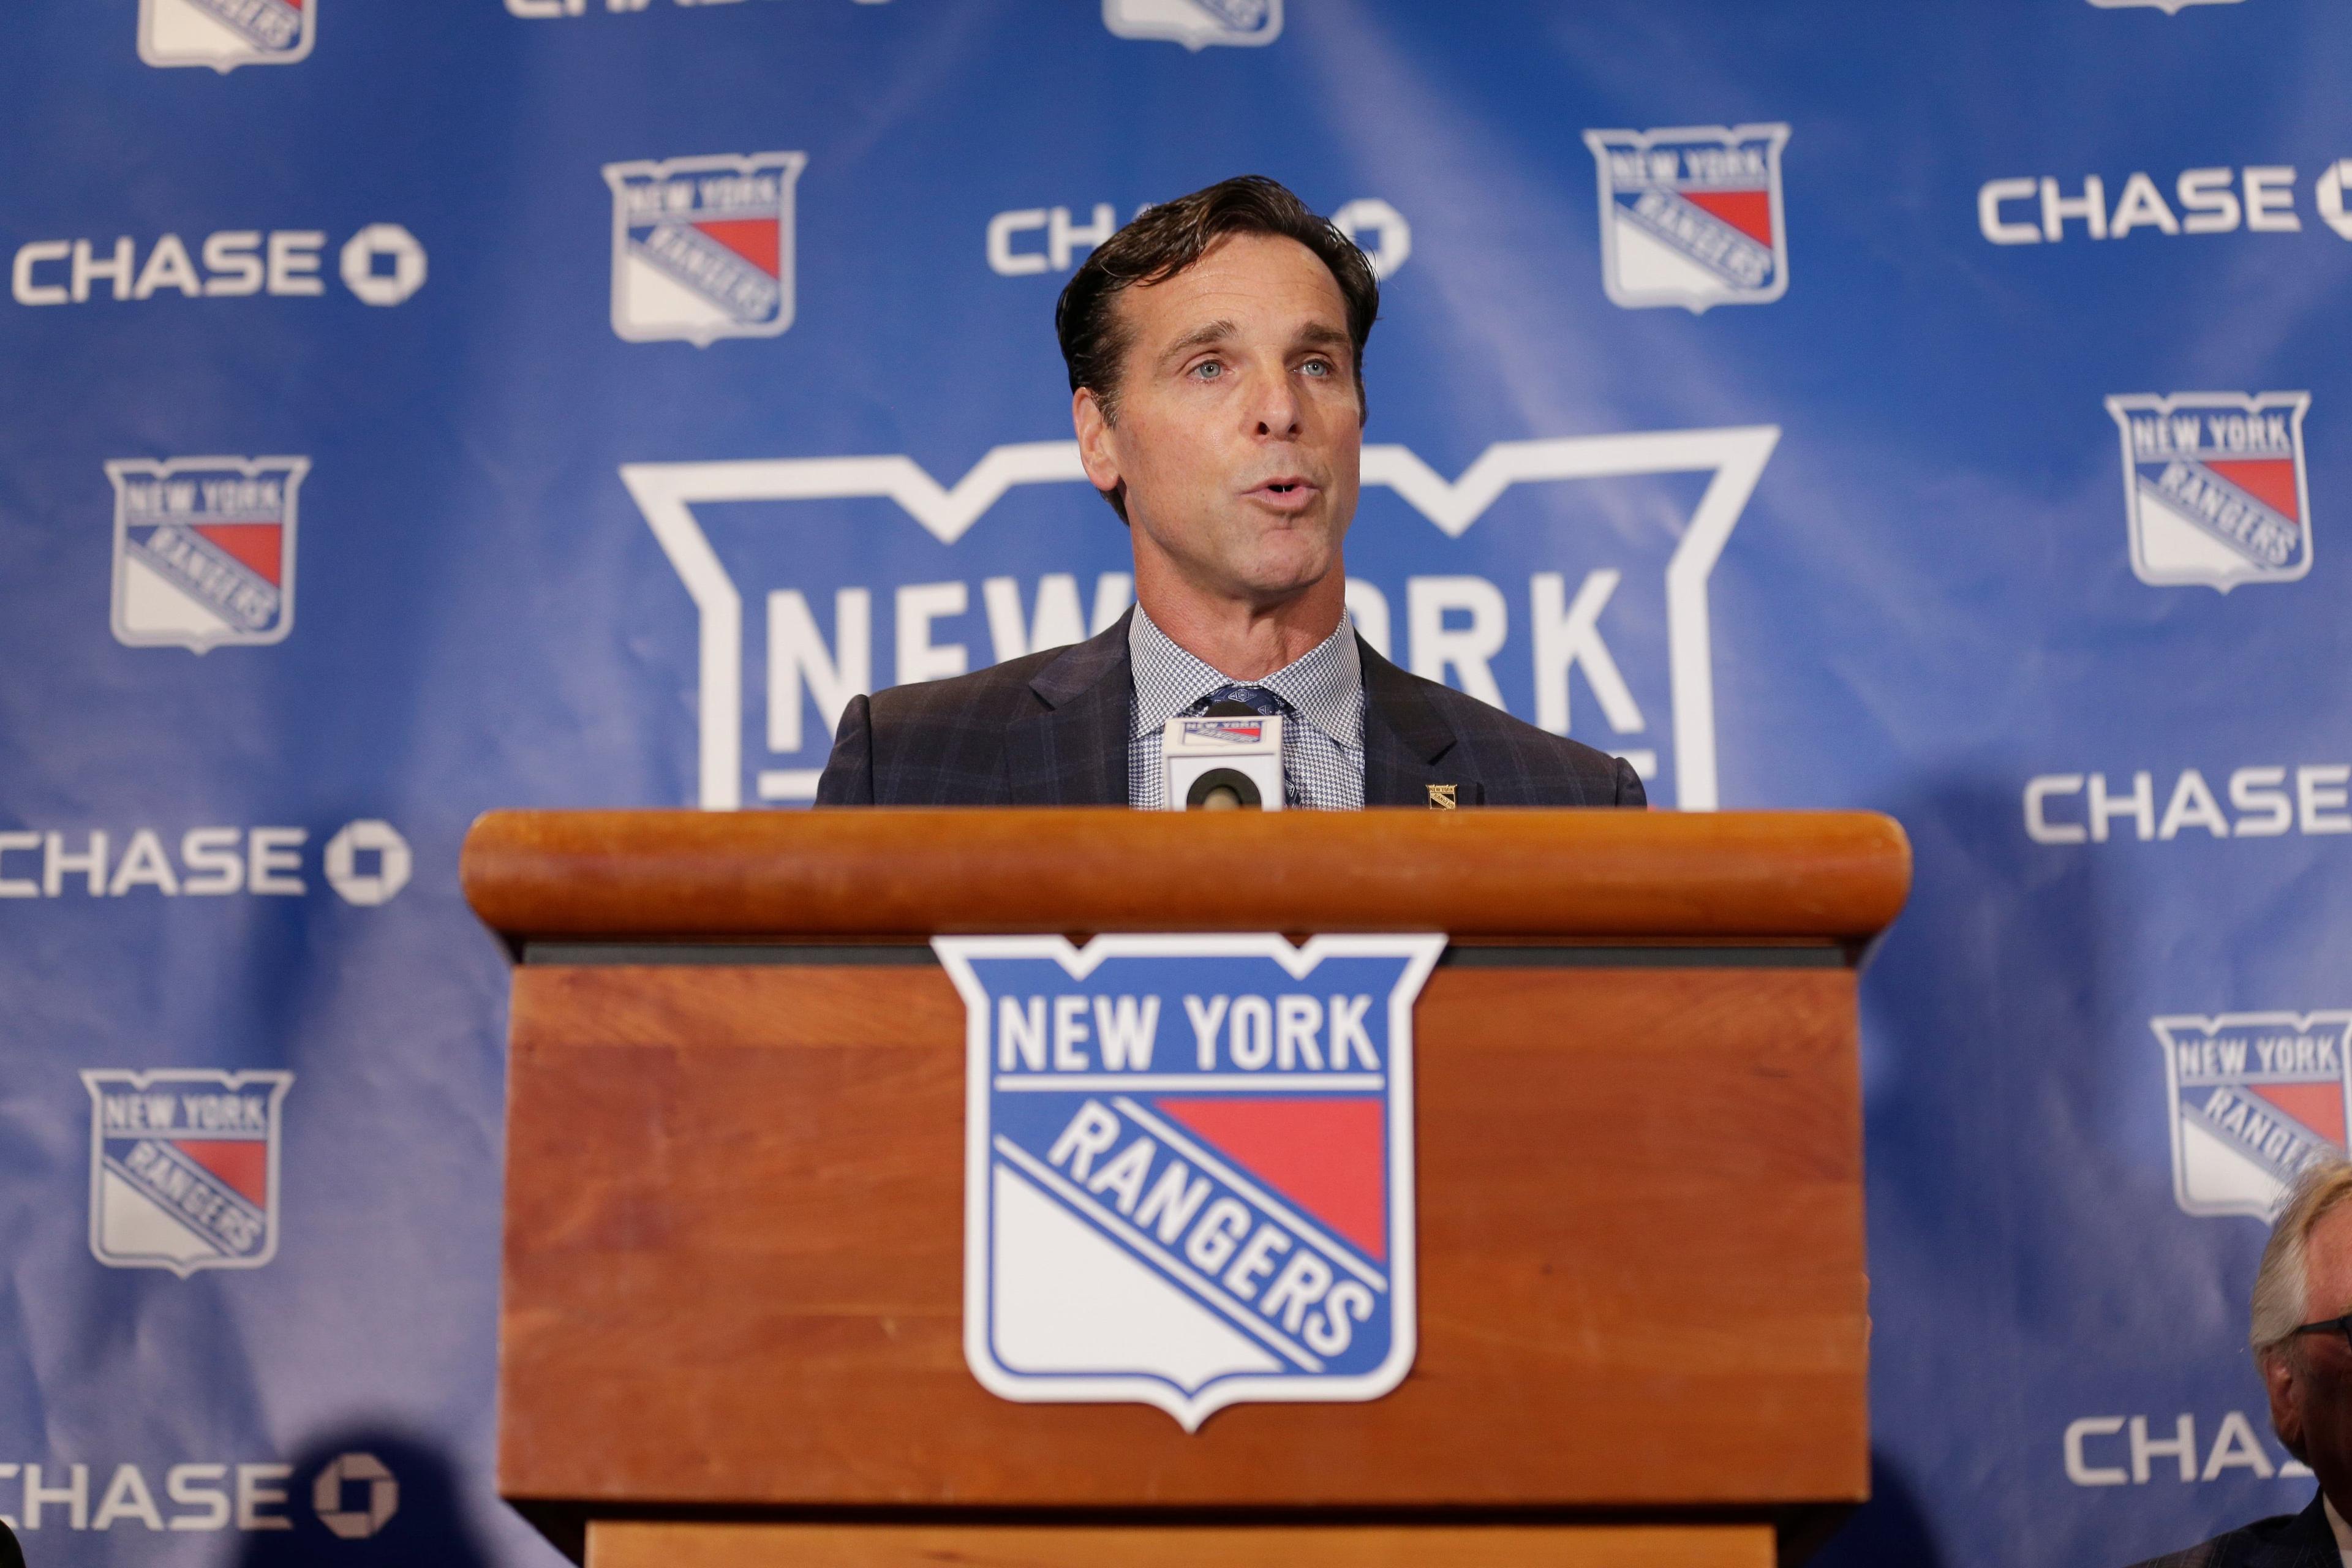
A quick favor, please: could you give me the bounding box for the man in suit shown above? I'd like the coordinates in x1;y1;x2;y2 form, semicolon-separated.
2130;1158;2352;1567
816;175;1643;810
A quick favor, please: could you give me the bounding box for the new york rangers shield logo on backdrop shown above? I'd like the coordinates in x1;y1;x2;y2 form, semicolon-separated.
940;933;1443;1430
2155;1012;2352;1218
83;1069;293;1274
1102;0;1282;49
603;151;805;346
139;0;313;70
2106;392;2313;590
1583;124;1790;312
108;456;307;652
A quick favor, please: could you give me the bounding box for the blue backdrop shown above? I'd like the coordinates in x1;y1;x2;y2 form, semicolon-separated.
4;1;2348;1562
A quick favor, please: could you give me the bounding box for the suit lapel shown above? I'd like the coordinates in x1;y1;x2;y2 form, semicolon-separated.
1002;614;1133;805
2250;1493;2339;1568
1357;635;1476;807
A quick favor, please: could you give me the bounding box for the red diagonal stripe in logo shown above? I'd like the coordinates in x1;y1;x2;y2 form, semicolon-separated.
2203;458;2300;524
1681;189;1774;248
693;219;782;279
2246;1082;2346;1147
172;1140;268;1206
192;524;283;587
1154;1096;1385;1261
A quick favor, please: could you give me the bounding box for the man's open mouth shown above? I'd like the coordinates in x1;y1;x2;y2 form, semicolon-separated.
1249;475;1319;505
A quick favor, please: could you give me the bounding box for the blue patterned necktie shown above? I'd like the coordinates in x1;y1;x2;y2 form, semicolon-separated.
1194;684;1294;805
1199;684;1283;718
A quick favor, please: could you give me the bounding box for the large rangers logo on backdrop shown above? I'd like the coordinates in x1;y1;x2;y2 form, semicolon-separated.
2106;393;2312;590
108;456;306;652
1102;0;1280;48
2155;1013;2352;1218
939;934;1441;1428
1583;124;1790;312
82;1069;292;1274
603;151;805;346
139;0;312;69
624;423;1773;812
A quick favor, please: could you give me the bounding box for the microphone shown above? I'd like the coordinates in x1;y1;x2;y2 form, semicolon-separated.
1162;701;1285;811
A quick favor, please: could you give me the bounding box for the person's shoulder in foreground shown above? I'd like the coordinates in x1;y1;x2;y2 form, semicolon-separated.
2124;1493;2334;1568
815;613;1646;809
2128;1158;2352;1567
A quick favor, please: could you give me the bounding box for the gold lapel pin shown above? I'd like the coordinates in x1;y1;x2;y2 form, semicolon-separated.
1427;783;1458;810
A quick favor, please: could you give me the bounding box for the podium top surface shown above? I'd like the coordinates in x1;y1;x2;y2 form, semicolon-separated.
462;808;1909;945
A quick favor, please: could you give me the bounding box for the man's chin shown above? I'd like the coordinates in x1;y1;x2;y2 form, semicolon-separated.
1234;526;1342;578
1226;560;1340;608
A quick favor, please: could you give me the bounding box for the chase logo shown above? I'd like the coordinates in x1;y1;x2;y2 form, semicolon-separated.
139;0;313;70
2155;1012;2352;1218
2105;393;2312;590
1103;0;1280;50
939;933;1442;1429
81;1069;292;1275
1583;124;1791;313
107;456;306;652
602;152;805;346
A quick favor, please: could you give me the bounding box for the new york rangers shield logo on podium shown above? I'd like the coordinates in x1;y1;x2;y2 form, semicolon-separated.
1583;123;1790;312
603;151;805;346
940;933;1443;1430
108;456;306;652
2106;392;2313;590
83;1068;293;1275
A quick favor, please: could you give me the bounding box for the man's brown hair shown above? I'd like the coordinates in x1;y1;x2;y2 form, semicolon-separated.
1054;176;1380;519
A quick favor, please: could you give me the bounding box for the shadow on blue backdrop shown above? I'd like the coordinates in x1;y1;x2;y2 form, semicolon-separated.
1807;1451;1945;1568
232;1431;494;1568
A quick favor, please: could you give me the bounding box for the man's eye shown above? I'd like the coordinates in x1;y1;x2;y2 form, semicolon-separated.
1192;360;1224;380
1301;359;1332;377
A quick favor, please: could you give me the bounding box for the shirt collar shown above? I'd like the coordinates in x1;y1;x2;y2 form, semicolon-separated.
1128;603;1363;750
2326;1492;2352;1558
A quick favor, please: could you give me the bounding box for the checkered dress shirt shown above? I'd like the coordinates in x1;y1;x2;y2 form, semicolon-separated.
1126;606;1366;810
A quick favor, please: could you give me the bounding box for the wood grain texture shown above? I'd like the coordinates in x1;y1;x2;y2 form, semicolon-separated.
461;809;1910;943
584;1520;1777;1568
499;962;1868;1510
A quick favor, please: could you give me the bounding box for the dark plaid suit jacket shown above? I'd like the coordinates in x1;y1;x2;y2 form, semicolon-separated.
2127;1493;2339;1568
815;611;1646;808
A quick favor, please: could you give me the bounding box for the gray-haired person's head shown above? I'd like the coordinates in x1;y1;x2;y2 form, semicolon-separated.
2250;1158;2352;1367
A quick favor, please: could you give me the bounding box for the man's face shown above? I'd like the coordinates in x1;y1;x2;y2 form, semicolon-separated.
1074;232;1362;611
2267;1201;2352;1501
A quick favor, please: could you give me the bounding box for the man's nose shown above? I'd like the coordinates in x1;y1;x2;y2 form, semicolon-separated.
1245;362;1304;437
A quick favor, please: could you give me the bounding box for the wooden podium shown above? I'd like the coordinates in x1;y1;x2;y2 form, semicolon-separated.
462;809;1909;1568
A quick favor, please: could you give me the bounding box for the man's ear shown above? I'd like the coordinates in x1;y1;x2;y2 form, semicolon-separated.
2265;1348;2310;1461
1074;388;1123;495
